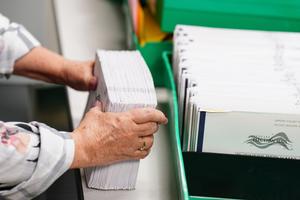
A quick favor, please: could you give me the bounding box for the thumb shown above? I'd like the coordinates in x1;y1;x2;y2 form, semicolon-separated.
84;60;97;91
94;100;104;112
88;76;98;91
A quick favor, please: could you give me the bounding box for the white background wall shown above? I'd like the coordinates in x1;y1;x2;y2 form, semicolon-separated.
0;0;60;52
0;0;59;121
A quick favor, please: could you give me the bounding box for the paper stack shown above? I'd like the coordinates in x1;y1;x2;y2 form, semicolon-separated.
84;50;157;190
174;25;300;159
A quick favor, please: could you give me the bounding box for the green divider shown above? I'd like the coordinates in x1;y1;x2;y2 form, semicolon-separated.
124;1;172;87
133;35;172;87
157;0;300;33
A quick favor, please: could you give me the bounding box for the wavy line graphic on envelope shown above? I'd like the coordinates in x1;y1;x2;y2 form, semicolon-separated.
245;132;293;150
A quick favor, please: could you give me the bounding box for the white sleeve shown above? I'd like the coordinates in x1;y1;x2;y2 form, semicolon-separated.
0;122;75;200
0;13;40;76
0;14;75;200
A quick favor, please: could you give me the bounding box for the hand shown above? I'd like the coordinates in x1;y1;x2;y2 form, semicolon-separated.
62;60;97;91
70;107;168;168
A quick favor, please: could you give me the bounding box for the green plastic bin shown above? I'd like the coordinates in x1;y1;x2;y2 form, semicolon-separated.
156;0;300;33
125;1;300;199
162;51;300;200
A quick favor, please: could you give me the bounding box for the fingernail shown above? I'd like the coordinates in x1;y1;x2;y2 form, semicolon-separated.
164;117;168;124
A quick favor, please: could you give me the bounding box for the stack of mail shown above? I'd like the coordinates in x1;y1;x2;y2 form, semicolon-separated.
174;25;300;159
84;50;157;190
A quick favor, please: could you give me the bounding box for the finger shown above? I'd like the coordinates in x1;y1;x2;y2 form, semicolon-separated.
93;100;103;111
89;100;103;113
130;108;168;124
88;76;98;91
137;124;159;137
137;135;154;150
84;61;97;91
88;104;103;115
133;149;151;160
135;122;158;131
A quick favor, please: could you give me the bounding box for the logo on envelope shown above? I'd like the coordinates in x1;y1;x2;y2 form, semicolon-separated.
245;132;293;150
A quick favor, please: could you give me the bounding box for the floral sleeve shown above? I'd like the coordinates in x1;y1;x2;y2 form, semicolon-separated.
0;122;74;200
0;122;39;189
0;14;75;200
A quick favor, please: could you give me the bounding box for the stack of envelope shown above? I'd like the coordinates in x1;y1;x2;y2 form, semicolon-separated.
84;50;157;190
174;25;300;159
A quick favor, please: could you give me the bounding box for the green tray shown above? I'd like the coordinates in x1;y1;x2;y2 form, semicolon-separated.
156;0;300;33
162;52;300;200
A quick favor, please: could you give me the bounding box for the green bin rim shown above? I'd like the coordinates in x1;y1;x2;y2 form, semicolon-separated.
162;52;238;200
162;51;189;200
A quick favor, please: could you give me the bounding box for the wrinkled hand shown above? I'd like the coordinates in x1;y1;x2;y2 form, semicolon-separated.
63;60;97;91
70;107;168;168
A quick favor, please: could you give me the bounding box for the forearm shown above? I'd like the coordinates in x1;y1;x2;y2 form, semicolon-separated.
14;47;68;85
0;14;96;91
13;47;96;90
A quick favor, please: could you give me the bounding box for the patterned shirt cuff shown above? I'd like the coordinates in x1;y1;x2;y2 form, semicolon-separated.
0;122;74;200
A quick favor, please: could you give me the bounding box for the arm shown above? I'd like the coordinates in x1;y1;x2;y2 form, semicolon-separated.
14;47;97;91
0;107;167;200
0;13;96;91
0;14;77;199
0;14;168;199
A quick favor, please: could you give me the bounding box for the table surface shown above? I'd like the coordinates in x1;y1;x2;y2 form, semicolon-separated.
53;0;178;199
